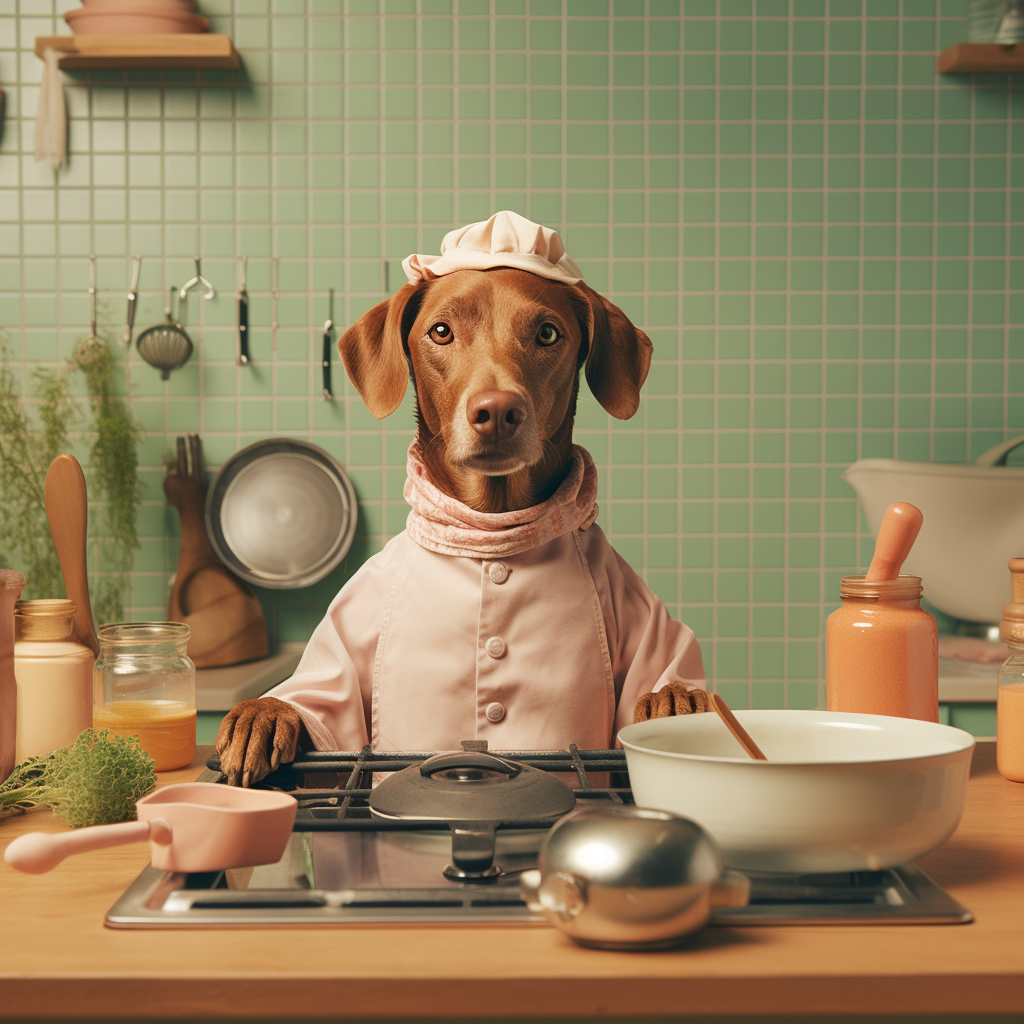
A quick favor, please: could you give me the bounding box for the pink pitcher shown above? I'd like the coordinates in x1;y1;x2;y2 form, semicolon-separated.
0;570;27;783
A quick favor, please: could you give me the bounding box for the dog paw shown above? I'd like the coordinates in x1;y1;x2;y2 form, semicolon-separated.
633;682;710;723
215;697;303;786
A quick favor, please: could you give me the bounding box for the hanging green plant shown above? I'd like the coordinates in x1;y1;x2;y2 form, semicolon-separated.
0;335;142;624
0;340;75;602
76;343;142;625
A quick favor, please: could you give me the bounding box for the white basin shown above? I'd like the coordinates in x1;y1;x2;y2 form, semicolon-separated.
619;710;975;874
843;436;1024;624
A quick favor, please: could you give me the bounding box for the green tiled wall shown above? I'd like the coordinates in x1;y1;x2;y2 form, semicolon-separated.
1;0;1021;708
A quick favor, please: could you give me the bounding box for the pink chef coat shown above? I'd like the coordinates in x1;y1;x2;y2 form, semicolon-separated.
263;443;706;752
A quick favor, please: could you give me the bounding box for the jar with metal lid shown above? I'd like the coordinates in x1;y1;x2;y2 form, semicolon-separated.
13;599;94;761
997;558;1024;783
825;575;938;722
93;622;196;771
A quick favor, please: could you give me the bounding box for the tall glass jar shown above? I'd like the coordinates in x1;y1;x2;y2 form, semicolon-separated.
826;575;939;722
997;557;1024;783
93;623;196;771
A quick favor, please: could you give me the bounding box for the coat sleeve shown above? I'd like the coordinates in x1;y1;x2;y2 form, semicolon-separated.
580;526;706;737
260;538;410;751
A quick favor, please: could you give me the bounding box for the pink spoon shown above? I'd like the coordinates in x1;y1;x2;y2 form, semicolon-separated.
864;502;924;583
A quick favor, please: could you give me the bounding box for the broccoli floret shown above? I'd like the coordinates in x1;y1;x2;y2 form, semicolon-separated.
0;728;156;828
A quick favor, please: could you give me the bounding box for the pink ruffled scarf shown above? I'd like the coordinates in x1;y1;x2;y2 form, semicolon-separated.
404;441;599;558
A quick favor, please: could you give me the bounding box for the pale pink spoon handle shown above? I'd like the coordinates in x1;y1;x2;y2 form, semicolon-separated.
864;502;924;583
4;818;170;874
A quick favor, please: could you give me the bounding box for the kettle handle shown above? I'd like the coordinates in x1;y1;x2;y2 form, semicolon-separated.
710;869;751;909
974;434;1024;467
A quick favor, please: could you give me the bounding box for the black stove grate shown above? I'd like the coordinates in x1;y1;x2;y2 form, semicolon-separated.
205;744;632;831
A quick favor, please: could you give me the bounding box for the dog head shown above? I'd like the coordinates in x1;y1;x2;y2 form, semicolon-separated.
338;267;652;508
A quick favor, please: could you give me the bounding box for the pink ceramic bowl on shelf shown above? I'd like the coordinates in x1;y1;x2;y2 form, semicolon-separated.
79;0;199;10
64;6;209;33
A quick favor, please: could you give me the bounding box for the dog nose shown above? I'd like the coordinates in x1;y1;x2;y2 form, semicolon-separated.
467;390;527;440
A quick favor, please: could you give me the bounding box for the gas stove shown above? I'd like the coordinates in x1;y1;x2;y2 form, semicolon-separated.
106;743;971;929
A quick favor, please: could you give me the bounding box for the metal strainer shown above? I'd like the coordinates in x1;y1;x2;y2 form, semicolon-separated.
136;286;194;380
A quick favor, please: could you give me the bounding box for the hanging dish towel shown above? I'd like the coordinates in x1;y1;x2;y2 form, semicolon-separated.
35;48;66;171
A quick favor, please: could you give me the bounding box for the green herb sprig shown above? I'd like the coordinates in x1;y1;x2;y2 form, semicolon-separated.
0;729;157;828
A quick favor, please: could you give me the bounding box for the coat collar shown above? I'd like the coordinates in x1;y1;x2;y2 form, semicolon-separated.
403;441;599;558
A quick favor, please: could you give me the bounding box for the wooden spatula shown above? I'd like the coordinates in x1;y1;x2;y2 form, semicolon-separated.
44;455;99;657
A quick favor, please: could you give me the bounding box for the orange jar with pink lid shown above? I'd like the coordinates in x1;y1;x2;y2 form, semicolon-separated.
825;501;938;722
825;575;939;722
996;558;1024;783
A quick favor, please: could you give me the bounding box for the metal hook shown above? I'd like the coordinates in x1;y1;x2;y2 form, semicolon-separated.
179;256;215;302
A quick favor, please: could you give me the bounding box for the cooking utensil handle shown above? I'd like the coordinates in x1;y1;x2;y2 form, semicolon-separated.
710;869;751;909
708;693;767;761
4;819;165;874
864;502;923;583
123;254;142;348
88;254;97;336
44;454;99;657
237;292;249;365
322;329;332;400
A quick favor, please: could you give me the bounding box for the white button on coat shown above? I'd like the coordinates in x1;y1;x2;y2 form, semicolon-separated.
485;702;505;722
488;562;509;584
485;636;506;659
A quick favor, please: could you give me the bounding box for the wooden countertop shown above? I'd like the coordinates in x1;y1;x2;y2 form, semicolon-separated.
1;743;1022;1019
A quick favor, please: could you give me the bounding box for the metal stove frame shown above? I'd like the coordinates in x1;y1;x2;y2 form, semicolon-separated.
105;745;972;929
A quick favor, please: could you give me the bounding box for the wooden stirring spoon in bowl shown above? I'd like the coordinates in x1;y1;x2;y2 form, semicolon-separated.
44;455;99;657
709;693;767;761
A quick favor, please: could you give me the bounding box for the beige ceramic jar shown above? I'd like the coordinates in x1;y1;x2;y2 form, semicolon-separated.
13;599;95;761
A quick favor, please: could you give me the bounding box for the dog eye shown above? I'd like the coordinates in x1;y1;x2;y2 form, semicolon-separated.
429;323;453;345
537;323;559;347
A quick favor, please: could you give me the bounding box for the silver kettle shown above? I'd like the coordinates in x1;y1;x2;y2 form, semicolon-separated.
520;804;749;950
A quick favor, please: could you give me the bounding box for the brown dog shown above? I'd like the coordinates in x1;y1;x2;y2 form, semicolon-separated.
216;266;704;786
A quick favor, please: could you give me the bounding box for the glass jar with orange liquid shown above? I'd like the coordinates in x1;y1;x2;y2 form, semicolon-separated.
997;558;1024;783
93;623;196;771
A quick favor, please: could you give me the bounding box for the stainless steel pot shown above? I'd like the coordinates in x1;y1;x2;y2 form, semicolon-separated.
520;804;749;950
205;438;357;590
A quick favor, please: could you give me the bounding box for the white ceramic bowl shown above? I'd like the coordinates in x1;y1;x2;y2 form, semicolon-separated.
619;710;975;874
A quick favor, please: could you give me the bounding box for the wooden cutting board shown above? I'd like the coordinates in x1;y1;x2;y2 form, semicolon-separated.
165;434;268;668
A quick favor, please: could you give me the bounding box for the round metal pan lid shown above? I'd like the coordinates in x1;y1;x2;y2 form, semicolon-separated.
206;438;357;590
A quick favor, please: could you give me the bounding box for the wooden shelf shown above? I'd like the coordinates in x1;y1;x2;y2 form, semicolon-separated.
937;42;1024;72
34;34;239;70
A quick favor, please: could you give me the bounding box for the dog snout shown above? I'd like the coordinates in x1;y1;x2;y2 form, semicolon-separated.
466;390;527;441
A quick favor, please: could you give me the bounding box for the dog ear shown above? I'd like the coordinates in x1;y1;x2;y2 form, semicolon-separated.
337;283;425;419
573;282;653;420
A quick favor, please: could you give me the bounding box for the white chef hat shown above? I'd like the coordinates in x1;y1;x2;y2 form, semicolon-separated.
402;210;584;286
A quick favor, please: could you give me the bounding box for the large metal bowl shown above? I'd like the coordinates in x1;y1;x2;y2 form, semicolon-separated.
619;709;975;874
206;438;357;590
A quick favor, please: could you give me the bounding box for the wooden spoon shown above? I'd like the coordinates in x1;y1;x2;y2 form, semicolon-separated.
864;502;924;583
44;455;99;657
709;693;767;761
